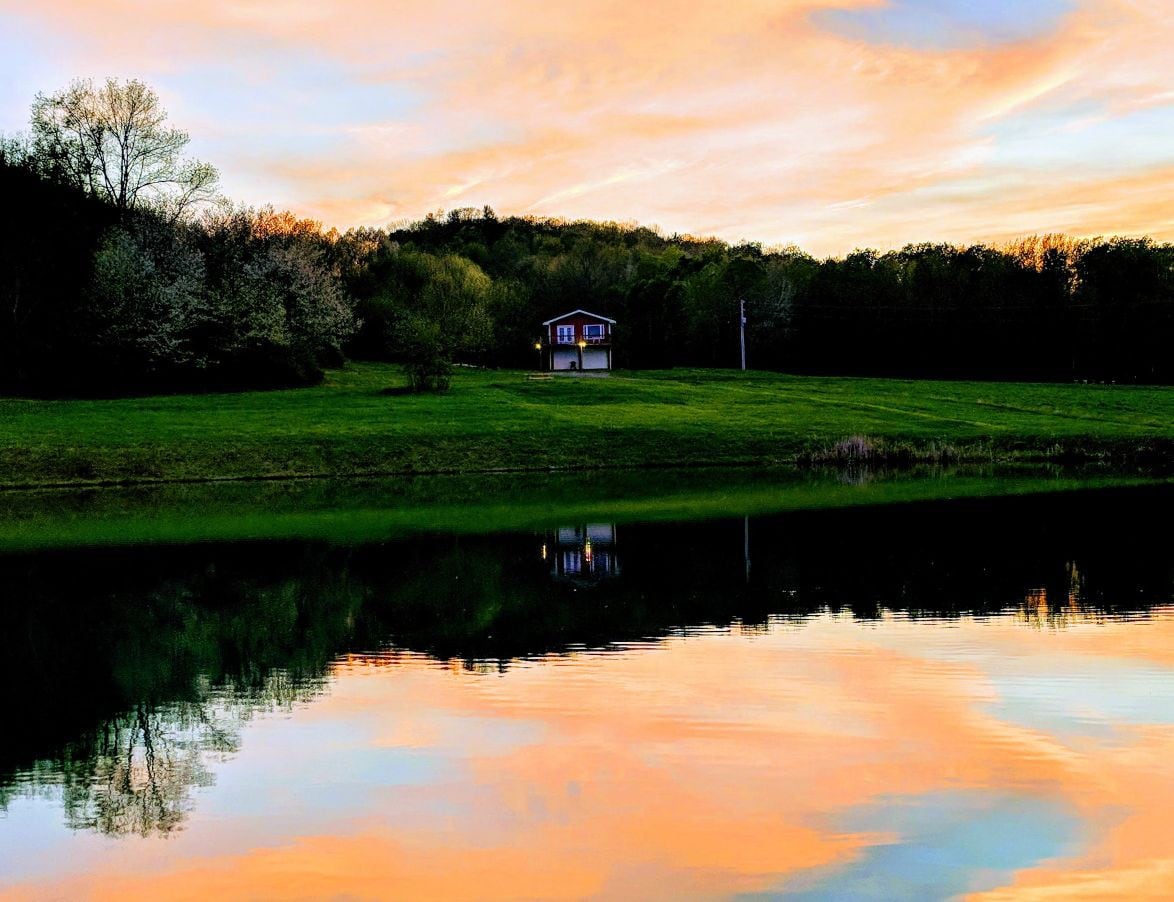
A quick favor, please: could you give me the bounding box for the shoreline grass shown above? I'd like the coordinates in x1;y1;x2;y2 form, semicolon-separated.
0;465;1168;552
3;363;1174;490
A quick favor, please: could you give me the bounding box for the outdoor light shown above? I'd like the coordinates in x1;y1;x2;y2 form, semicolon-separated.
578;339;587;349
534;341;542;350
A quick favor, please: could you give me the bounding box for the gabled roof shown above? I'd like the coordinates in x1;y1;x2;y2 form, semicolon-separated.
542;309;617;326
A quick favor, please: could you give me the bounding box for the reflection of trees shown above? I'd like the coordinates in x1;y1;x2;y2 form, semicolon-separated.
0;549;346;837
1014;562;1121;629
60;701;226;836
15;674;321;837
1;485;1172;836
47;668;323;837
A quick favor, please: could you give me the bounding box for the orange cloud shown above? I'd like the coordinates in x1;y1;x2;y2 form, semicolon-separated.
3;0;1172;252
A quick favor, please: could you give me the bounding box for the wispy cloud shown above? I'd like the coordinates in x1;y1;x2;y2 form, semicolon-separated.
0;0;1171;253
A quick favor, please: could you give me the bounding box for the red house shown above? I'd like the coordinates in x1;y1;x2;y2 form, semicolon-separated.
541;309;616;371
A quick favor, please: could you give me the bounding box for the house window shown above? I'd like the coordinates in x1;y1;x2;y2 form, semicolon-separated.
557;325;575;344
583;324;605;341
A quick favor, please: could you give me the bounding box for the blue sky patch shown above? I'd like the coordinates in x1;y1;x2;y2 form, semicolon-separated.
814;0;1075;50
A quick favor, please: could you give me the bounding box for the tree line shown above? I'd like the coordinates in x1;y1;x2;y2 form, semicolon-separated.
367;213;1174;383
3;78;1173;396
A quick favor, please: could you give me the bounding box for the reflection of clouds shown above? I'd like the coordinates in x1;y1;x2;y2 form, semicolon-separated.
777;790;1079;899
990;665;1174;739
2;1;1172;252
7;610;1174;898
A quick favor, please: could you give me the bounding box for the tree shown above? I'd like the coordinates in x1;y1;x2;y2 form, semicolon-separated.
31;78;218;220
391;252;494;391
87;218;206;377
198;206;359;386
246;242;358;364
1;143;117;391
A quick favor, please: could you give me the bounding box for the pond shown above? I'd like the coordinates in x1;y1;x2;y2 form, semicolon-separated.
2;479;1173;898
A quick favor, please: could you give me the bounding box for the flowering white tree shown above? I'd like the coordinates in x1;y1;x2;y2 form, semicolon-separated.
88;222;205;371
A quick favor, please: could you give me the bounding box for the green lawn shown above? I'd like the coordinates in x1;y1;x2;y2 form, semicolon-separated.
2;363;1174;487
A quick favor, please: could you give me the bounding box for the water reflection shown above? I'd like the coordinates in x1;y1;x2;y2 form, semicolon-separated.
2;485;1174;897
30;690;267;839
546;524;620;584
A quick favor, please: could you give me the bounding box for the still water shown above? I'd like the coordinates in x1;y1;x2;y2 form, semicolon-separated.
2;485;1174;899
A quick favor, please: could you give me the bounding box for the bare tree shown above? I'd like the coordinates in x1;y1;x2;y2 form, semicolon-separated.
31;78;218;220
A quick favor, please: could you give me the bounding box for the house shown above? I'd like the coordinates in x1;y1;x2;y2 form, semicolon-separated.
541;309;616;371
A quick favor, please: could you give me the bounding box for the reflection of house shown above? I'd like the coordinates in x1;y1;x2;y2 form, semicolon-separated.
541;310;616;371
543;524;620;584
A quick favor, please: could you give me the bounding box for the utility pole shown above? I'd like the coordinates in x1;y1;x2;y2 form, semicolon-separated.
739;298;747;371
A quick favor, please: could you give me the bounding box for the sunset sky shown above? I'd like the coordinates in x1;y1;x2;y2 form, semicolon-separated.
1;0;1171;255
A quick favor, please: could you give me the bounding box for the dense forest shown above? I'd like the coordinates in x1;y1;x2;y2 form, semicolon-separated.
3;78;1173;396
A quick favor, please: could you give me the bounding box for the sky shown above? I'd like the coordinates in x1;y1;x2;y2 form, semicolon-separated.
1;0;1171;255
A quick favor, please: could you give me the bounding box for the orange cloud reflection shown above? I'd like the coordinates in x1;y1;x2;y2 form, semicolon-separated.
5;609;1174;899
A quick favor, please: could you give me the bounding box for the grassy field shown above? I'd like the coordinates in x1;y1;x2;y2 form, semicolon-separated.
2;363;1174;488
